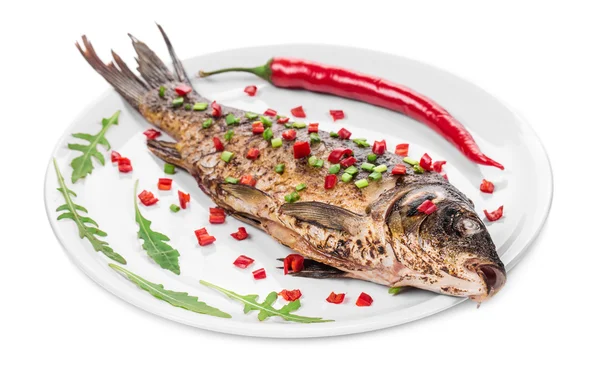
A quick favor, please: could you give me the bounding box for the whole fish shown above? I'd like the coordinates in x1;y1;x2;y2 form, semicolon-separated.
77;25;506;302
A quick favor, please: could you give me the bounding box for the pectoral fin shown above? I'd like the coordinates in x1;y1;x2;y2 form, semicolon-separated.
279;201;363;235
219;184;272;204
147;140;187;170
277;258;349;279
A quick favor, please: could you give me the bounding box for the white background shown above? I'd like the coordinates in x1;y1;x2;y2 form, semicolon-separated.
1;1;598;375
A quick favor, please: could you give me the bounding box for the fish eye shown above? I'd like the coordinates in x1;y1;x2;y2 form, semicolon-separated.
455;217;481;236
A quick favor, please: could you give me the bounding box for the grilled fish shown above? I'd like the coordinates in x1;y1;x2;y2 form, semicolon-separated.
77;25;506;302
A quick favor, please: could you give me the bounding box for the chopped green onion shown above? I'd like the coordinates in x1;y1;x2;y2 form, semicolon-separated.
329;164;341;174
284;122;293;128
225;113;240;126
309;133;321;144
361;162;375;171
369;171;382;181
224;129;234;142
164;163;176;175
308;156;318;166
373;164;388;173
275;163;285;174
284;191;300;203
159;86;166;98
367;153;378;163
245;112;258;120
221;151;234;163
169;204;180;213
225;177;239;184
260;116;272;127
403;157;419;166
353;138;370;148
263;127;273;141
314;159;324;168
341;173;353;183
345;166;359;175
193;102;208;111
172;97;184;107
295;183;307;191
292;122;306;129
330;132;339;138
184;104;192;110
355;179;369;189
413;165;425;174
388;286;403;295
202;118;213;129
276;114;287;120
271;137;283;148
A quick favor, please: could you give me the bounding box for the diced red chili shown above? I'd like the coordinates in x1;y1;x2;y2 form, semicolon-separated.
442;173;448;180
213;137;224;151
240;175;257;187
420;153;433;171
330;110;345;121
324;174;337;189
291;106;306;118
279;289;302;302
111;151;122;163
143;129;161;140
283;254;305;275
118;163;133;173
209;215;225;224
210;207;225;215
326;292;345;304
174;84;192;96
328;148;353;163
252;121;265;134
484;205;504;222
178;190;191;209
253;268;267;280
355;292;373;307
282;129;297;141
211;101;222;117
157;178;173;191
480;179;495;194
340;156;357;168
293;141;311;159
277;117;290;124
233;255;254;269
138;190;158;206
244;85;257;96
308;123;319;133
195;228;208;237
391;164;407;175
417;199;437;214
337;127;352;139
264;108;277;116
117;157;131;166
230;227;249;241
372;140;387;155
433;160;446;173
395;143;409;157
198;235;216;246
247;148;260;160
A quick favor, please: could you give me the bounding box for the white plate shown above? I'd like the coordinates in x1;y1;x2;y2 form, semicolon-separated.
45;43;553;338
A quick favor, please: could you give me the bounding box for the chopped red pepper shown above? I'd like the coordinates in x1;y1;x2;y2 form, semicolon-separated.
293;141;311;159
246;148;260;160
420;153;433;171
143;129;161;140
291;106;306;118
213;137;224;152
327;148;353;163
174;84;192;96
118;157;131;166
230;227;249;241
337;127;352;139
118;163;133;173
356;292;373;307
251;121;265;134
282;129;297;141
279;289;302;302
233;255;254;269
264;108;277;116
417;199;437;215
178;190;191;209
244;85;257;96
308;123;319;133
283;254;305;275
433;160;447;173
210;207;226;215
277;117;290;124
111;151;122;163
157;178;173;191
138;190;158;206
484;206;504;222
324;174;337;189
326;292;345;304
442;173;448;180
195;227;208;237
395;143;409;157
253;268;267;280
372;140;387;155
391;164;407;175
209;207;226;224
195;228;216;246
240;175;257;187
480;179;495;194
330;110;345;121
340;156;357;168
211;101;222;117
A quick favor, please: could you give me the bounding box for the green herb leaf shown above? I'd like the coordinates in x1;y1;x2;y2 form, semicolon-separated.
134;180;181;275
68;110;119;183
53;159;126;264
199;280;332;323
110;264;230;318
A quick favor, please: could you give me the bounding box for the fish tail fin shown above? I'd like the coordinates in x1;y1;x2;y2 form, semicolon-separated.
156;24;191;85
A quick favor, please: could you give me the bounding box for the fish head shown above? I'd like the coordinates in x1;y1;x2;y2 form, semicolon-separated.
386;184;506;302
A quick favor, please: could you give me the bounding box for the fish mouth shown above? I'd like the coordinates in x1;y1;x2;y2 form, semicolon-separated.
469;263;506;302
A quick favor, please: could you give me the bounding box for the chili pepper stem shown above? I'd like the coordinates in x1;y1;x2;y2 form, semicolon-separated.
198;59;273;82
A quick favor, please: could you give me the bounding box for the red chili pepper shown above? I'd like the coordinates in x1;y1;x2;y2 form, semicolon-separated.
277;117;290;124
442;173;448;180
417;199;437;214
209;207;226;224
356;292;373;307
372;140;387;155
138;190;158;206
210;207;225;215
233;255;254;269
251;121;265;134
327;148;353;163
279;289;302;302
213;137;224;151
326;292;345;304
282;129;297;141
247;148;260;160
283;254;305;275
118;163;133;173
195;228;216;246
195;228;208;237
484;205;504;222
244;85;257;96
240;175;257;187
118;157;131;166
308;123;319;133
264;108;277;116
111;151;122;163
337;127;352;140
200;59;503;169
293;141;311;159
178;190;190;209
157;178;172;191
211;101;222;117
395;143;409;157
253;268;267;280
174;84;192;96
420;153;433;171
433;160;447;173
143;129;161;140
230;227;249;240
480;179;495;194
330;110;345;121
291;106;306;118
340;156;357;168
391;164;407;175
324;174;337;189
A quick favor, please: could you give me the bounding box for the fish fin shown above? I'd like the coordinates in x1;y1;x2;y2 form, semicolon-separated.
128;33;175;87
276;258;348;279
229;212;263;229
146;140;187;170
156;24;191;85
219;184;272;204
279;201;363;235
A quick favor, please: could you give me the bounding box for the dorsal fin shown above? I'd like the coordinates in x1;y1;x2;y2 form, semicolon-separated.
279;201;363;235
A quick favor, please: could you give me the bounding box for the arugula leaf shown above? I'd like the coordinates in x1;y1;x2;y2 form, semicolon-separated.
68;110;120;183
199;280;333;323
110;264;231;318
134;180;181;275
53;159;126;264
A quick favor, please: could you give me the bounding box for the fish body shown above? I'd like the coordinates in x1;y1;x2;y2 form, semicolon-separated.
77;26;506;302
